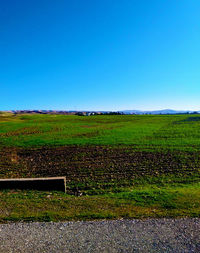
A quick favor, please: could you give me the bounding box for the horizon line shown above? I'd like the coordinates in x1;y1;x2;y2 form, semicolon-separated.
1;108;200;112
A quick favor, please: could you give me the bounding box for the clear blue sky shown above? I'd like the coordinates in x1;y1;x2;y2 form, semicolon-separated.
1;0;200;111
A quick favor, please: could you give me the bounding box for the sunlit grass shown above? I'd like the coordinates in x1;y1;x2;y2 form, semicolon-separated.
0;182;199;222
1;114;200;151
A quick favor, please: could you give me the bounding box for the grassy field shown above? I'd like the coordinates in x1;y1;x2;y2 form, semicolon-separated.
0;113;200;221
1;113;200;150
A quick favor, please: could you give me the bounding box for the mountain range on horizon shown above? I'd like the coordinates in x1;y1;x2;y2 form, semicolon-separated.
120;109;199;114
2;109;199;115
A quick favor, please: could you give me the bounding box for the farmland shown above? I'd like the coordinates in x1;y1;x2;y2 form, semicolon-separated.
0;113;200;221
1;113;200;150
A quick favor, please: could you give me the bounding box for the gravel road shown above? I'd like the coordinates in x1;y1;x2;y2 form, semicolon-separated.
0;218;199;253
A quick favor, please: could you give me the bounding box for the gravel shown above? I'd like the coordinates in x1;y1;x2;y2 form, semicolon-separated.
0;218;199;253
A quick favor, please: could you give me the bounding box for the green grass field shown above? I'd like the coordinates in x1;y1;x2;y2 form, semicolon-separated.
0;113;200;221
1;113;200;150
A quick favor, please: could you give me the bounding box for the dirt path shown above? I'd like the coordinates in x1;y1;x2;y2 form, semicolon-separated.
0;218;199;253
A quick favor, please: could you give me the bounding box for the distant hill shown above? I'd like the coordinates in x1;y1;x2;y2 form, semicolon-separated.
1;109;199;115
120;109;197;115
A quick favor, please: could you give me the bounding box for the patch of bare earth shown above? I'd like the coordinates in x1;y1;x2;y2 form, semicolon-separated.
0;146;199;188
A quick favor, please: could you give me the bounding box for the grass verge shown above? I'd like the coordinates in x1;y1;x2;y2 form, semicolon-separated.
0;182;199;222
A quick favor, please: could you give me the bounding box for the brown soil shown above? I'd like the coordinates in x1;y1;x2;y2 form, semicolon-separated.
0;127;43;137
0;146;199;188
